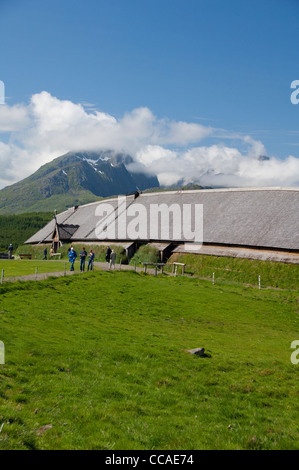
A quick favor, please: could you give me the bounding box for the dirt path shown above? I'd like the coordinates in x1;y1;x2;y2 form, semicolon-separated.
1;263;294;291
1;261;172;284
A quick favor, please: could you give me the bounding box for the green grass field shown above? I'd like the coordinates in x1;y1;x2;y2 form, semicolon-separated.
0;269;298;450
0;260;69;278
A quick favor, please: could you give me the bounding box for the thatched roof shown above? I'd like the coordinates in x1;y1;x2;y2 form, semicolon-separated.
25;188;299;252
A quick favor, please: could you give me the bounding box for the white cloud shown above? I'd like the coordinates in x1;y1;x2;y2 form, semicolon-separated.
0;104;30;132
131;142;299;188
0;91;298;190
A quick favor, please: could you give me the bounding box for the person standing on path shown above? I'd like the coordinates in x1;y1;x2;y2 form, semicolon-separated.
105;246;111;263
79;247;87;272
68;247;77;271
8;244;13;259
87;250;95;271
109;249;116;270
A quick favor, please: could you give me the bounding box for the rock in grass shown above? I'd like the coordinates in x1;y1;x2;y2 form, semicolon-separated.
186;347;205;356
36;424;53;436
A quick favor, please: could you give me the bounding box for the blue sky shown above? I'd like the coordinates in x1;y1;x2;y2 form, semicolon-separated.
0;0;298;188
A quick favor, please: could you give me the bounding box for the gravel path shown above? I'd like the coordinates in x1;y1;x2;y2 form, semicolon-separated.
1;261;172;284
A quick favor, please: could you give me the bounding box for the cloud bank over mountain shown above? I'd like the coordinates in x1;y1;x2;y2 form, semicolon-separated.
0;91;298;189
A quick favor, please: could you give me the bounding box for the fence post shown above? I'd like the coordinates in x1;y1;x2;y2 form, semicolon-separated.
1;269;4;285
64;263;66;276
258;275;261;289
119;259;122;270
212;272;215;285
35;267;38;280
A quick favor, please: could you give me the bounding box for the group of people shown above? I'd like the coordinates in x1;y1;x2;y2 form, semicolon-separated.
41;244;116;272
68;246;95;272
67;245;117;271
105;246;117;269
43;247;55;260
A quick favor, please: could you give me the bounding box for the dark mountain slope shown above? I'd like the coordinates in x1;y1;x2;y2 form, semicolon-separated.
0;150;159;214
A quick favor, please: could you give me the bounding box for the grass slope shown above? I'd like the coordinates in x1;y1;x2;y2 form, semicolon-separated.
13;248;299;291
0;271;298;450
167;253;299;290
0;188;101;215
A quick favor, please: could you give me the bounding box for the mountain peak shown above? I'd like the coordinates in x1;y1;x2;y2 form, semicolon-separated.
0;150;159;214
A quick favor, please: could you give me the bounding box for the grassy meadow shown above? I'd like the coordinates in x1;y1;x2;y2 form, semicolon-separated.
0;260;69;279
0;269;298;450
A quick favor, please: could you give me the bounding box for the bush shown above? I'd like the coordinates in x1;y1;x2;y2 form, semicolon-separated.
129;245;160;266
16;245;47;260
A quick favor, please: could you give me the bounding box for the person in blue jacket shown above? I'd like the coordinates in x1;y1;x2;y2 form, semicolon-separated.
68;247;77;271
87;250;95;271
79;247;87;272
